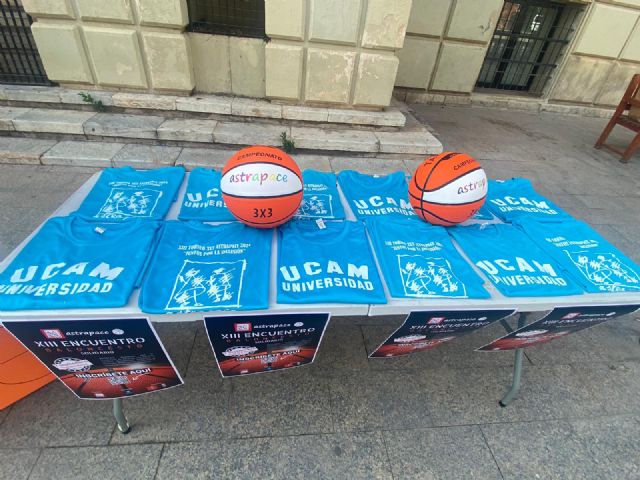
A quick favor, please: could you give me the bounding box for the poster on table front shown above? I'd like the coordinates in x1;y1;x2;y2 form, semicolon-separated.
1;318;183;400
204;313;330;377
477;304;640;351
369;309;516;358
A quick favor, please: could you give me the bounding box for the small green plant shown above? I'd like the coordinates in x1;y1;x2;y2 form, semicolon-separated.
280;131;295;153
79;92;106;112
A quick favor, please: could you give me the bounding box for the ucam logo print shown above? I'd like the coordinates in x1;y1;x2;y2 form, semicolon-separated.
166;259;245;311
398;255;467;298
183;187;225;210
97;187;162;219
351;195;415;217
566;251;640;292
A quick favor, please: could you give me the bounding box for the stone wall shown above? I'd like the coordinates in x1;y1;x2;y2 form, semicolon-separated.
264;0;412;108
22;0;194;93
548;0;640;107
396;0;504;94
188;34;265;98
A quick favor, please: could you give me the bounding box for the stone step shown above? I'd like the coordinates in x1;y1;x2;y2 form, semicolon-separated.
0;136;424;174
0;85;407;127
0;106;442;156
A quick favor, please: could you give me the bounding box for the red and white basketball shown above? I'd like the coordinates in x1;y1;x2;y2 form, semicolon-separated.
220;146;303;228
409;152;487;226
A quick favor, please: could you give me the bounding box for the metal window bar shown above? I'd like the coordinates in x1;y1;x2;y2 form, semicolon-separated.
476;0;582;96
0;0;50;85
187;0;266;39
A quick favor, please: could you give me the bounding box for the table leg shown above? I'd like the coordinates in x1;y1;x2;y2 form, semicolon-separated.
499;313;527;408
113;398;131;434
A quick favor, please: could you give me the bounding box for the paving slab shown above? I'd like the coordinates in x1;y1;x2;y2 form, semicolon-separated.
309;323;370;378
157;432;392;480
0;449;40;480
157;118;217;142
157;437;276;479
41;140;124;167
0;106;32;130
375;130;442;154
213;121;288;146
109;374;230;444
328;370;433;432
30;444;163;480
175;147;233;169
227;368;333;437
293;153;333;171
231;97;282;118
565;361;640;417
13;108;96;135
112;92;177;110
183;324;219;378
84;113;165;139
2;85;60;103
291;127;379;152
176;95;232;114
481;420;607;480
153;321;200;374
421;363;592;426
0;382;115;448
111;144;182;168
330;156;407;174
0;137;56;164
0;406;9;425
570;415;640;479
327;108;406;127
282;105;329;122
384;426;502;479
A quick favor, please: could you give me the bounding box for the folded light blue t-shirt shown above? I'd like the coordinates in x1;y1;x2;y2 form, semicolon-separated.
277;220;387;304
295;170;345;220
337;170;415;220
367;217;490;299
485;178;571;223
139;221;272;313
0;216;159;310
75;166;185;221
518;218;640;293
449;223;583;297
178;168;236;222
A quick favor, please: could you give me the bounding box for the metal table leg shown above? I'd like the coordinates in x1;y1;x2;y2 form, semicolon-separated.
113;398;131;434
499;313;527;408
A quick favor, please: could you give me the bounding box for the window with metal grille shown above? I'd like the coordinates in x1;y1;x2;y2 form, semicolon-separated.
0;0;51;85
187;0;265;39
476;0;583;96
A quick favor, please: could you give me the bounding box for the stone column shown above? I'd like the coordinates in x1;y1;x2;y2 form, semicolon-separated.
264;0;412;108
22;0;194;93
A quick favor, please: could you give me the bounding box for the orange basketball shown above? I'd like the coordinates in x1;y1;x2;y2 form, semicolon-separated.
409;152;487;226
220;146;303;228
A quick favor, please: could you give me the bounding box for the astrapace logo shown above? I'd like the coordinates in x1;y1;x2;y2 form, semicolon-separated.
40;328;65;339
234;322;252;333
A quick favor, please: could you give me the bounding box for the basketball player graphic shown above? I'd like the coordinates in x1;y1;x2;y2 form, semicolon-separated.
568;251;640;292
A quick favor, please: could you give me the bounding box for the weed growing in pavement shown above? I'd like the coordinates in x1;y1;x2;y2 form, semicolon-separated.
280;131;295;153
79;92;106;112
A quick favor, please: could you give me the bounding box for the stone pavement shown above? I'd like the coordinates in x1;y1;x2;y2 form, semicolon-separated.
1;105;640;480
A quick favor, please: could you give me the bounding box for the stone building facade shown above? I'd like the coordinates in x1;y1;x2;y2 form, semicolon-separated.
17;0;640;111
